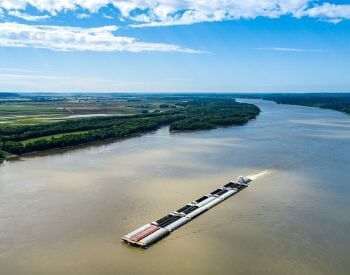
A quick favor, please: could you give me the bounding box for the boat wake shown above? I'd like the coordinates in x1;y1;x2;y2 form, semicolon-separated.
248;170;272;180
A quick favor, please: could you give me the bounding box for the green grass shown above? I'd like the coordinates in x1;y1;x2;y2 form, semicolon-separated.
0;104;63;116
0;100;142;126
8;118;57;125
0;115;67;126
21;131;89;145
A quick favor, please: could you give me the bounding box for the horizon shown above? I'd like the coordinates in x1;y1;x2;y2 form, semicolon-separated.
1;91;350;95
1;91;350;94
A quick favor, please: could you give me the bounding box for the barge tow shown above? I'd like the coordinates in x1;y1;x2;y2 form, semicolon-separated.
122;176;251;248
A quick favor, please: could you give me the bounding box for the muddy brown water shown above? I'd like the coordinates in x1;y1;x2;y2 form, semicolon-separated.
0;99;349;275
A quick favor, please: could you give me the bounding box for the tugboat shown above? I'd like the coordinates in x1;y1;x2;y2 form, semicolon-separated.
237;176;251;185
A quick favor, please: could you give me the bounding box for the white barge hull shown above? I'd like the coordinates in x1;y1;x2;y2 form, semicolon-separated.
194;196;216;208
204;197;224;209
185;206;208;219
137;228;170;247
164;217;190;232
219;189;236;200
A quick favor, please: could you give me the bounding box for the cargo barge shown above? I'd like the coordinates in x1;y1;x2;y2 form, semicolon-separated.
122;176;251;248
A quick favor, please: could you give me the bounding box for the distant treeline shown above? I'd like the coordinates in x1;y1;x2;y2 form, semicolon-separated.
270;95;350;115
237;93;350;115
0;93;20;98
0;99;260;156
170;99;260;131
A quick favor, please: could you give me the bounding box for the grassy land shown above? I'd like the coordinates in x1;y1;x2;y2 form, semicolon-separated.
20;131;89;145
0;97;179;126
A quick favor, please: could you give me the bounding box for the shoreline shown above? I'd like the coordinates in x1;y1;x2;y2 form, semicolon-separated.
0;129;157;162
0;115;260;162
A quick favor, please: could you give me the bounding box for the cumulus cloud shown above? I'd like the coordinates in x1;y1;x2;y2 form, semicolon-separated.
129;0;311;27
302;3;350;23
8;10;50;21
0;0;349;26
0;22;203;53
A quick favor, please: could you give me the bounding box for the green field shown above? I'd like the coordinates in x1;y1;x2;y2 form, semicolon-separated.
20;131;89;145
0;97;178;126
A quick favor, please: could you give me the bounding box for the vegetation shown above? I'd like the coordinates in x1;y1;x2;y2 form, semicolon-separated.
237;93;350;115
0;94;180;125
170;99;260;131
0;93;20;98
0;98;260;156
267;94;350;115
0;151;6;159
20;131;89;145
0;150;13;159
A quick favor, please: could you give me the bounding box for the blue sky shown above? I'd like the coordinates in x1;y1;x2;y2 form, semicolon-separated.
0;0;349;93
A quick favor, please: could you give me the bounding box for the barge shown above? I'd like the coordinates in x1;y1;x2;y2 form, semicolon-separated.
122;176;251;248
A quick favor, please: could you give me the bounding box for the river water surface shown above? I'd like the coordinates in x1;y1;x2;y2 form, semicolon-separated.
0;99;349;275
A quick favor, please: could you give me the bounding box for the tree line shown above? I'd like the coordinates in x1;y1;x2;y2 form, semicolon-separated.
240;94;350;115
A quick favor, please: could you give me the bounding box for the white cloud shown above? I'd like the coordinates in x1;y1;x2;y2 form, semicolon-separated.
0;72;146;92
302;3;350;23
102;13;114;20
0;67;40;73
0;71;192;92
0;1;349;26
257;47;325;52
77;13;91;19
0;22;204;53
8;10;50;21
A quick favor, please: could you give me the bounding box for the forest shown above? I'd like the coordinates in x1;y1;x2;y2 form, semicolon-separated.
239;93;350;115
0;98;260;157
263;94;350;115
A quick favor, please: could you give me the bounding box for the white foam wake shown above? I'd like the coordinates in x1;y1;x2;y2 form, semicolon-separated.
248;170;272;180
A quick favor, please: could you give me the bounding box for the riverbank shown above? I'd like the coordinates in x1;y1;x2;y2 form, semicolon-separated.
0;128;160;161
0;150;16;160
236;93;350;115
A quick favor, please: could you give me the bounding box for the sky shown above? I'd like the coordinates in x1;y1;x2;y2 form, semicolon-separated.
0;0;349;93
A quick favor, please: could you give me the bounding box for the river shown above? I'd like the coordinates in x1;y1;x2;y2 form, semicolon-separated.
0;99;349;275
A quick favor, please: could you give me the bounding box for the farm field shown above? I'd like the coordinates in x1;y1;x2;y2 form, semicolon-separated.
0;95;179;126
